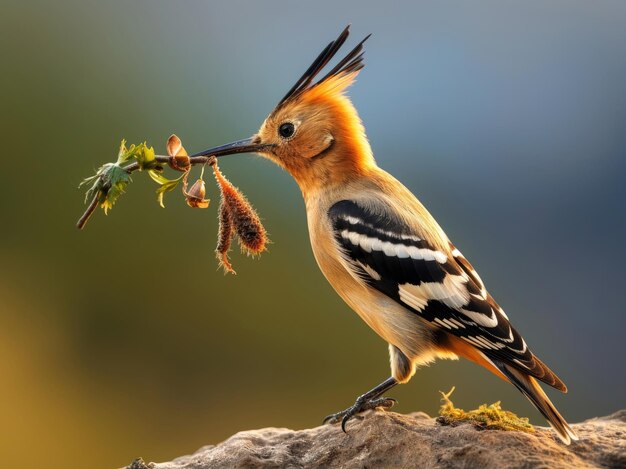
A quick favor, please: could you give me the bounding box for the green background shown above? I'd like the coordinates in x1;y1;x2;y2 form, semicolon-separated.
2;1;625;467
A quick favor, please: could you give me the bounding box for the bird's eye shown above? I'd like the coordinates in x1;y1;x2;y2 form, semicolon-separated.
278;122;295;139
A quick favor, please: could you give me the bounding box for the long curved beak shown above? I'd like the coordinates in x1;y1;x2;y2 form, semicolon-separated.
189;137;274;158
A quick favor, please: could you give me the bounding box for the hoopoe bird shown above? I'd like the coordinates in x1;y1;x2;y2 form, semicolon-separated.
192;26;577;444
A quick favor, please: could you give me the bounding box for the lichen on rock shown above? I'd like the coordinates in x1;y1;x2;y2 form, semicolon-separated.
437;386;535;434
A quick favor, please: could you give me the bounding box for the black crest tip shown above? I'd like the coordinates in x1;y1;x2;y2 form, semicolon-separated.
278;26;371;106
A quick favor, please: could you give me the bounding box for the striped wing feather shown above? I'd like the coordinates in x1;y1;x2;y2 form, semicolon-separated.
329;200;566;391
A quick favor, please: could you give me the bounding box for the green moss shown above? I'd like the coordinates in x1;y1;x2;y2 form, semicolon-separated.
438;387;535;434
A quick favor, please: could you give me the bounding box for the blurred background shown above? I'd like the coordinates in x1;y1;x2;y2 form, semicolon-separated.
1;1;625;467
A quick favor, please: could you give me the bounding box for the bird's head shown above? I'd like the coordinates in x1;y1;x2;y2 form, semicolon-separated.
191;26;375;196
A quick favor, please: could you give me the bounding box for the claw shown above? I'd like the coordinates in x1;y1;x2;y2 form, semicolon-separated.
323;396;397;431
341;413;351;433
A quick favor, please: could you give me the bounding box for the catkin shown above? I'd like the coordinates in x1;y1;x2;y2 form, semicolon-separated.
212;161;268;274
216;199;236;274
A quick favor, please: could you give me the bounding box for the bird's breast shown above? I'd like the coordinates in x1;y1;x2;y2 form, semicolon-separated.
305;200;438;361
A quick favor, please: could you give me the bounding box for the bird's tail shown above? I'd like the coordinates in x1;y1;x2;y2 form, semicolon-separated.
495;361;578;445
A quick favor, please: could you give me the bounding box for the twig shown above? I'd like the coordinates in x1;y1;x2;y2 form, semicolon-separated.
76;193;100;230
122;155;214;173
76;154;216;229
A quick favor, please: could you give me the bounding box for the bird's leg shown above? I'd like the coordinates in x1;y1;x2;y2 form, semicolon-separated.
323;377;398;431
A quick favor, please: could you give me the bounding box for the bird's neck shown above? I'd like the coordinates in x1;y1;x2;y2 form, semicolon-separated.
293;133;377;201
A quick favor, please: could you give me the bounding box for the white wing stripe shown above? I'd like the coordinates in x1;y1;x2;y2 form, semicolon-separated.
356;261;382;281
442;318;461;330
339;230;446;263
462;336;486;348
447;318;465;329
459;306;499;328
398;287;428;311
434;317;452;329
399;275;470;311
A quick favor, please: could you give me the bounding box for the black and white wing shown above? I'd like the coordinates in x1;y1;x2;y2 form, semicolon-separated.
328;199;565;391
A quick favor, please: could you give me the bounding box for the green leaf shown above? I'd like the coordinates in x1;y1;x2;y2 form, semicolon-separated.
148;169;171;185
149;169;184;208
136;143;158;170
80;162;132;214
115;139;147;165
116;139;133;164
155;179;181;208
79;173;101;204
115;139;128;164
101;164;132;214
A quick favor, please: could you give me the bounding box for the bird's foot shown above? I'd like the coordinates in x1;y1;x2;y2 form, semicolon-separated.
323;396;396;432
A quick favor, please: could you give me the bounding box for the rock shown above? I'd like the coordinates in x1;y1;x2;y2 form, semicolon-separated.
129;410;626;469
